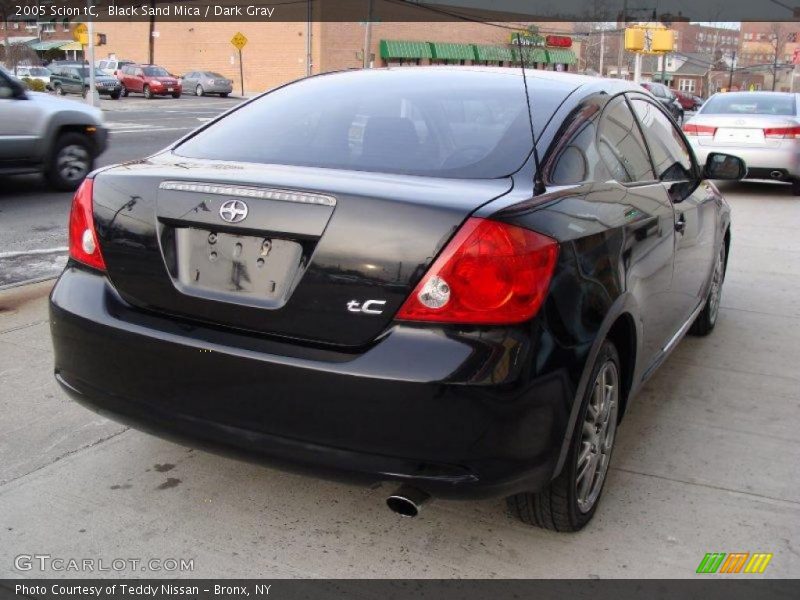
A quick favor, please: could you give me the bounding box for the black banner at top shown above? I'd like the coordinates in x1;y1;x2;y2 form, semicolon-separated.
1;0;800;22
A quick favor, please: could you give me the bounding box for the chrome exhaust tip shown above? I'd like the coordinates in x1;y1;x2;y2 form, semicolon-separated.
386;484;430;518
770;170;784;179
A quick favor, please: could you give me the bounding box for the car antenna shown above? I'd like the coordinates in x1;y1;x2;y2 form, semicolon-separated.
515;33;546;196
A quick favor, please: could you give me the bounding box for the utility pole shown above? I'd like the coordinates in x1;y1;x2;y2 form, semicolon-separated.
306;0;312;76
362;0;373;69
599;27;605;76
728;50;736;90
617;0;627;78
148;0;155;64
86;0;97;106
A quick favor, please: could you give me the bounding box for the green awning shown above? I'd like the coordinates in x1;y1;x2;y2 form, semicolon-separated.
513;46;548;64
430;42;474;61
546;49;577;65
380;40;432;60
27;40;67;51
652;72;674;82
473;44;514;62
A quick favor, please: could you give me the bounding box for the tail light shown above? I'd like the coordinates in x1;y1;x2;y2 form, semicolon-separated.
396;218;559;325
764;126;800;139
683;123;717;137
68;178;106;271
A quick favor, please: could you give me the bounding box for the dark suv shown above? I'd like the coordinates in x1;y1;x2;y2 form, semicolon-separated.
50;64;122;100
640;81;684;122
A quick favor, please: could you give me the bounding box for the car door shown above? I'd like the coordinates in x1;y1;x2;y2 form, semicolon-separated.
629;94;718;326
0;70;44;160
546;94;677;368
66;68;81;94
184;72;197;89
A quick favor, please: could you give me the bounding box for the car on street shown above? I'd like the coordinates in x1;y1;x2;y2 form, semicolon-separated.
0;65;107;190
13;66;52;89
182;71;233;97
640;81;684;122
50;68;740;531
96;58;134;76
50;64;123;99
684;91;800;194
117;64;182;98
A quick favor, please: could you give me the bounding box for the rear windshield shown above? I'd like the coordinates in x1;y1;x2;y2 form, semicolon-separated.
702;93;797;116
174;70;549;178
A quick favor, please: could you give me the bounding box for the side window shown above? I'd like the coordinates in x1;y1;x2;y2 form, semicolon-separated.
630;98;694;181
0;72;15;99
596;96;655;184
99;61;108;70
547;103;613;185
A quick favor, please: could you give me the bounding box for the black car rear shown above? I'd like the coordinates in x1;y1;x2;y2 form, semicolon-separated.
50;68;733;531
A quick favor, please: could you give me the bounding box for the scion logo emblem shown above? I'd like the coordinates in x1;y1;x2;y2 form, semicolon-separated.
219;200;248;223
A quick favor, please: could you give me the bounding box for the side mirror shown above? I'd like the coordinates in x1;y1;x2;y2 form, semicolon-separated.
704;152;747;180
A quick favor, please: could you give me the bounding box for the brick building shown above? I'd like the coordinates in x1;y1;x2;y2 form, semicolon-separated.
86;20;579;93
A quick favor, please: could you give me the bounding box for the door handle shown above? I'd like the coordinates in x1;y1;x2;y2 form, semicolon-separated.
675;214;686;234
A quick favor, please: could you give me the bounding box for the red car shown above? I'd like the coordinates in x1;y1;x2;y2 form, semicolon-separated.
673;89;701;111
117;64;181;99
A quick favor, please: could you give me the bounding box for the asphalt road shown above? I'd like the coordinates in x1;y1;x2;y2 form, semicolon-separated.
0;178;799;578
0;94;244;287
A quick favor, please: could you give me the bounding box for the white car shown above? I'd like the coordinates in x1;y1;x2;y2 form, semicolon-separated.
13;66;52;89
96;58;134;76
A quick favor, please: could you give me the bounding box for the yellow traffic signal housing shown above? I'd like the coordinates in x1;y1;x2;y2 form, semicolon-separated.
652;30;675;52
624;28;645;52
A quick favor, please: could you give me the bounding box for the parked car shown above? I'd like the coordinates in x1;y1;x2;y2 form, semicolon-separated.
96;58;134;77
684;90;800;194
182;71;233;97
50;65;123;99
13;66;52;89
50;68;740;531
640;81;684;122
0;65;107;190
117;64;181;98
673;89;701;111
692;95;705;109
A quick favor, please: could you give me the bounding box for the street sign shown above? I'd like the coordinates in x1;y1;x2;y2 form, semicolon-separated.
231;32;248;51
73;23;88;46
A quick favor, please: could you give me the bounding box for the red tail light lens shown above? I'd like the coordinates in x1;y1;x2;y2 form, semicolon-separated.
68;178;106;271
683;123;717;137
764;126;800;139
396;218;559;325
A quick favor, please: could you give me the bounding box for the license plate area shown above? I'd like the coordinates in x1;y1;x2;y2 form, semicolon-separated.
715;128;765;144
173;227;304;309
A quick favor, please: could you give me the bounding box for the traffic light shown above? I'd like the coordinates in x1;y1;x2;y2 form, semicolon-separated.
624;28;645;52
651;30;675;53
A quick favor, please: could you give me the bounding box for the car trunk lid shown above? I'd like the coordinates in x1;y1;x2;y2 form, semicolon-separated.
92;153;513;347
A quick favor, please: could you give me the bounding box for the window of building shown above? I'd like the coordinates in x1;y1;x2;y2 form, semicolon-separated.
678;79;696;93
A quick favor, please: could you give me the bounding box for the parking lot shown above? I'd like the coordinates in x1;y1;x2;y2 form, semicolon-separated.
0;97;798;579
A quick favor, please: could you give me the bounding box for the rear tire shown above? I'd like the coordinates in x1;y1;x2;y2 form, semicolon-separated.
791;179;800;196
120;85;128;97
44;133;94;192
220;92;229;98
506;340;621;532
54;83;64;95
110;91;120;100
144;85;153;99
196;84;204;97
689;242;727;336
172;92;181;99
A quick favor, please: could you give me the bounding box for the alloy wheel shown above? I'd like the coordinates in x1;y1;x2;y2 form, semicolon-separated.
707;246;725;326
576;359;619;513
57;144;91;184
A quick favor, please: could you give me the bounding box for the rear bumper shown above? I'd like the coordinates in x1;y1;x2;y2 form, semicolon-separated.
691;141;800;179
49;266;576;499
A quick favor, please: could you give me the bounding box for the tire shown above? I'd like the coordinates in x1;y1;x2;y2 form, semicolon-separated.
120;85;128;97
791;180;800;196
82;86;88;98
196;84;204;97
220;92;229;98
54;83;64;96
44;133;94;192
507;340;621;532
689;241;727;336
172;92;181;99
144;85;153;99
110;91;120;100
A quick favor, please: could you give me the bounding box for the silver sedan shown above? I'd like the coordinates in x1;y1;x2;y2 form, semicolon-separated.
182;71;233;97
684;91;800;194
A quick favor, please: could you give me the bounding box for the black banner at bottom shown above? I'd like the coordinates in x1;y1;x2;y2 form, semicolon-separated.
1;580;798;600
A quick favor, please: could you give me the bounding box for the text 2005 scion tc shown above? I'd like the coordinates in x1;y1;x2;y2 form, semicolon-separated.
50;68;742;531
